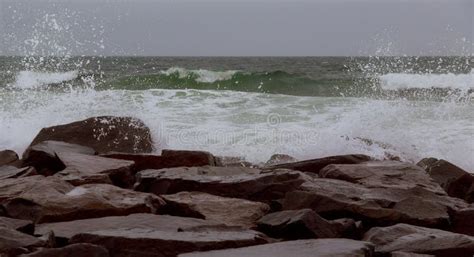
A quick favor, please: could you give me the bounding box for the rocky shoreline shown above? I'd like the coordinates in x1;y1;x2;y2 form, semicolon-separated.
0;116;473;257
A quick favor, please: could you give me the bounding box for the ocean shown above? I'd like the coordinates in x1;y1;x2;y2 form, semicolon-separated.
0;56;473;170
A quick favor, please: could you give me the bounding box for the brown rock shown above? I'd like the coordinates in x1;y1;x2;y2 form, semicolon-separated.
363;223;474;257
21;141;96;175
3;182;164;223
328;218;361;239
101;149;217;171
319;161;445;194
0;217;34;234
0;227;43;256
417;158;474;203
135;166;306;203
28;116;154;154
179;239;374;257
36;214;268;257
282;176;466;228
0;150;19;166
19;243;110;257
391;252;435;257
162;191;270;228
264;154;371;173
452;207;474;236
53;152;135;187
257;209;337;239
0;166;37;180
0;176;71;204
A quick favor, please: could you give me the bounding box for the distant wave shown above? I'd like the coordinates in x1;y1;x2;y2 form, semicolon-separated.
11;70;78;89
379;69;474;91
159;67;239;83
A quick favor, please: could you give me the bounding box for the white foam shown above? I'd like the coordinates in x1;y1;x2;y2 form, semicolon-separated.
160;67;238;83
11;70;79;89
379;70;474;90
0;87;472;171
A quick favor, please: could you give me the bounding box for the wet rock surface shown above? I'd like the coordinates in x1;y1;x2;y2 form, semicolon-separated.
265;154;371;173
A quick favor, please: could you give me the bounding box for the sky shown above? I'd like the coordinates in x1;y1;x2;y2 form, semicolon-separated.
0;0;472;56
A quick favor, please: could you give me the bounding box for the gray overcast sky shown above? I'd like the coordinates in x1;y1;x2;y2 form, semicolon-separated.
0;0;472;56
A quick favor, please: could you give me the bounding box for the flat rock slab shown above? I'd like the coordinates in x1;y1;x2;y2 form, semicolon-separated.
257;209;337;239
319;161;446;194
363;223;474;257
0;176;72;204
418;158;474;203
21;141;96;174
0;166;37;180
101;149;217;171
54;152;135;187
391;252;435;257
162;191;270;228
36;214;268;257
452;207;474;236
3;182;164;223
135;166;306;203
0;217;34;234
265;154;371;173
28;116;154;154
282;176;466;228
0;227;44;256
19;243;110;257
179;239;374;257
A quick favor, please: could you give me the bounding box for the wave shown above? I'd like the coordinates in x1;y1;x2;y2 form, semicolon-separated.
159;67;239;83
11;70;79;89
379;70;474;91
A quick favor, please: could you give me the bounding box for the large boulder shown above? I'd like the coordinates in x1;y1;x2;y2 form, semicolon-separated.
101;149;217;171
2;181;165;223
282;175;466;228
21;141;95;175
256;209;337;239
0;176;70;203
19;243;110;257
53;152;135;187
418;158;474;203
135;166;307;203
0;166;37;180
161;191;270;228
179;239;374;257
363;223;474;257
264;154;298;167
264;154;371;173
36;214;269;257
28;116;154;154
0;227;44;256
0;150;19;167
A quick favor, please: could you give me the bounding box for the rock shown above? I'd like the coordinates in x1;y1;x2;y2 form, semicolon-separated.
264;154;298;167
3;182;164;223
363;223;474;257
135;166;306;203
162;191;270;228
54;152;135;187
28;116;154;154
0;217;34;234
0;150;19;166
19;243;110;257
36;214;269;256
101;149;217;172
282;176;466;228
0;176;71;204
0;227;43;256
391;252;435;257
452;207;474;236
179;239;374;257
0;166;38;180
257;209;337;239
21;141;95;175
319;161;445;194
328;218;361;239
417;158;474;203
264;154;371;173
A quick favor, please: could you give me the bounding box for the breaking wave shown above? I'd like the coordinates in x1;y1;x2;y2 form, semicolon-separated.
11;70;79;89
